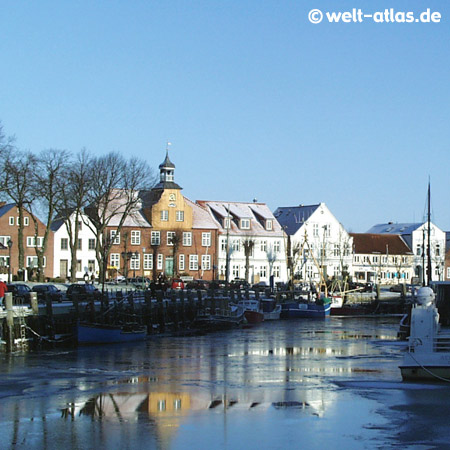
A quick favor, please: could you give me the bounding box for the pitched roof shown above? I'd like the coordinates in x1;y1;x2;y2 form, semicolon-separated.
273;204;320;235
367;223;422;234
350;233;413;255
184;198;219;230
197;200;283;236
0;203;16;217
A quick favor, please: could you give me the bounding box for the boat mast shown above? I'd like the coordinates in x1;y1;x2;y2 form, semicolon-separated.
427;180;432;286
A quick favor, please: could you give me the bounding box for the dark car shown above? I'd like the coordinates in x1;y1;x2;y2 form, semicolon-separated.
7;283;32;304
32;284;64;303
186;279;210;290
230;278;250;290
66;283;101;301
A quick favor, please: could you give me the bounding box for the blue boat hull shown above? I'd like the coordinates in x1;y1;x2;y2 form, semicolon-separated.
76;323;147;344
280;302;331;318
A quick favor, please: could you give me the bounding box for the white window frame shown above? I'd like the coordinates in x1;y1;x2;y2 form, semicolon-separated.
161;210;169;221
266;219;273;231
232;240;240;252
130;253;140;270
241;219;250;230
151;231;161;246
110;230;120;245
179;254;185;271
224;217;231;229
9;217;14;226
110;253;120;269
26;255;46;267
131;230;141;245
24;217;29;226
61;238;68;250
157;254;163;270
201;254;211;270
189;254;198;271
167;231;175;246
88;238;96;250
202;232;211;247
144;253;153;270
176;210;184;222
26;236;44;248
260;240;267;252
273;240;280;253
183;232;192;246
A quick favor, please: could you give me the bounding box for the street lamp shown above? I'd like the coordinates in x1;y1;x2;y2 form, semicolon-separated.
142;248;146;289
7;239;12;283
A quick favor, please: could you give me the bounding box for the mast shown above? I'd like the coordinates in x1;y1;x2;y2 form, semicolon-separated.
427;180;432;286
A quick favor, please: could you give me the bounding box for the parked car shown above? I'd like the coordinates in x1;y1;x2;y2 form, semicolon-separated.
389;283;412;293
186;279;209;290
7;283;32;304
230;278;250;290
32;284;64;303
252;281;268;290
171;278;185;290
66;283;101;301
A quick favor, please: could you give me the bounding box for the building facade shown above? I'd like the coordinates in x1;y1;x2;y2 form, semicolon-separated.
350;233;414;284
198;200;287;284
274;203;353;284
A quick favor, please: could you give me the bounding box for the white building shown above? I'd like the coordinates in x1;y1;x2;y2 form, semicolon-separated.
197;200;287;285
273;203;353;284
51;212;99;280
367;222;446;283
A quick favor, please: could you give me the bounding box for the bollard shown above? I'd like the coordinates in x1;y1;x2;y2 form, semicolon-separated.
30;292;39;315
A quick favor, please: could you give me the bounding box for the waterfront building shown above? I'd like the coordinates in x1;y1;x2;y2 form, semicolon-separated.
51;211;98;280
0;202;54;281
197;200;287;284
367;222;446;283
273;203;352;285
350;233;414;284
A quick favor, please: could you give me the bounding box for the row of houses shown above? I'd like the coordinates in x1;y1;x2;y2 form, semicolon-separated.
0;151;448;285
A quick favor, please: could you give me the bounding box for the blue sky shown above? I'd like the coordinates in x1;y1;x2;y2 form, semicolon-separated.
0;0;449;232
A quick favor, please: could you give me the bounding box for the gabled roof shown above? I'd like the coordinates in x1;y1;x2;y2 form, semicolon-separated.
0;203;16;217
350;233;413;255
184;198;219;230
197;200;283;236
367;223;422;234
273;204;320;235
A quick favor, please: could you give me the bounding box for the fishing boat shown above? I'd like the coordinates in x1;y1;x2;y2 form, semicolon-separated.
399;287;450;381
238;299;264;323
280;297;331;319
261;298;281;321
76;322;147;345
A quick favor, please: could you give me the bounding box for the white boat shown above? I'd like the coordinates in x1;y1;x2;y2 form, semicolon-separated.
399;287;450;381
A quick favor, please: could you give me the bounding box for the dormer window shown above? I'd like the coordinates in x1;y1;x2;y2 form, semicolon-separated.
224;217;231;229
241;219;250;230
266;219;273;231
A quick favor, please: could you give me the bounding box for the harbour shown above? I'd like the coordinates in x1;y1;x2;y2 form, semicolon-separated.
2;316;450;449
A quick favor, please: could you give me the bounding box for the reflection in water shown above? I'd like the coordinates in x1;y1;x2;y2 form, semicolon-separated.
2;318;423;449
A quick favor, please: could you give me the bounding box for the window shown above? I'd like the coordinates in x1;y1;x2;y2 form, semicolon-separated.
232;240;240;252
266;220;273;231
9;217;14;226
110;230;120;245
273;266;280;278
131;230;141;245
27;236;44;248
144;253;153;270
176;211;184;222
232;265;240;278
221;239;227;251
260;265;267;278
202;232;211;247
354;255;360;263
179;254;185;271
24;217;29;226
110;253;120;268
382;256;388;264
202;255;211;270
88;260;95;272
61;238;68;250
167;231;175;246
260;240;267;252
273;240;280;253
333;244;340;257
240;219;250;230
76;260;82;272
161;210;169;221
151;231;161;246
26;256;46;267
224;217;231;229
77;239;82;250
0;236;11;247
189;255;198;270
130;253;140;270
157;254;163;270
436;244;440;256
183;232;192;246
88;238;96;250
16;217;20;226
313;223;319;237
447;267;450;278
373;256;379;263
416;245;422;256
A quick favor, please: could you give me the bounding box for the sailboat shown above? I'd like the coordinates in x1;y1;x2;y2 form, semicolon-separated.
398;182;450;381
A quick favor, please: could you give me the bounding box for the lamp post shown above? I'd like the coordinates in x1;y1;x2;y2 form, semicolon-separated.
7;239;12;283
142;248;146;289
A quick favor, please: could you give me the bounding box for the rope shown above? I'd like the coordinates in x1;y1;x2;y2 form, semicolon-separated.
407;350;450;383
24;325;73;343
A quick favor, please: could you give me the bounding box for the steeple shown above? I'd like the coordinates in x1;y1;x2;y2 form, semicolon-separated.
154;145;182;191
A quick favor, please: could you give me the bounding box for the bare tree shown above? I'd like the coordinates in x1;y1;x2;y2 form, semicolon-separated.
32;149;70;281
241;236;256;283
84;152;156;281
1;150;37;279
265;244;278;289
169;230;183;277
